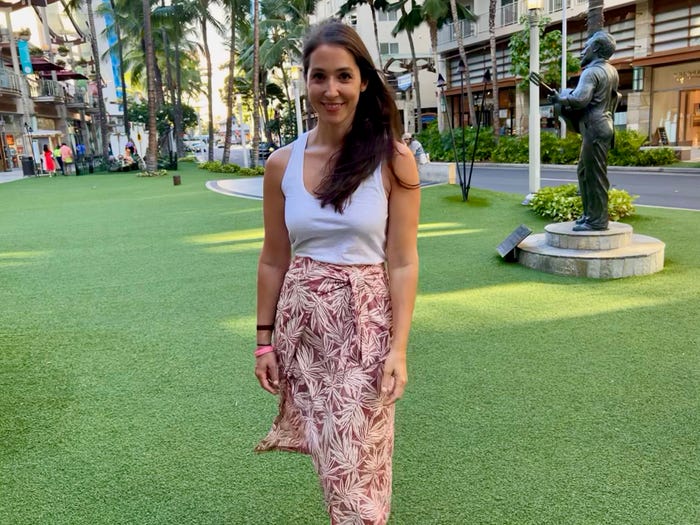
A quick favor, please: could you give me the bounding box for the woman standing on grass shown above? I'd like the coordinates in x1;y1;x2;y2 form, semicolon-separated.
42;144;56;177
254;20;420;524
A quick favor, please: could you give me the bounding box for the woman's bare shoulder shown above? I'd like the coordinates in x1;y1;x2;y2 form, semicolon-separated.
389;140;419;186
264;143;294;180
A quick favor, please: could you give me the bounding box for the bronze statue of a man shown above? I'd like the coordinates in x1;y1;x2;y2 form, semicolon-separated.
549;31;621;231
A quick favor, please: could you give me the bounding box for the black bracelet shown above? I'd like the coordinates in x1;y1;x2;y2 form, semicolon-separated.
256;324;274;331
257;342;272;347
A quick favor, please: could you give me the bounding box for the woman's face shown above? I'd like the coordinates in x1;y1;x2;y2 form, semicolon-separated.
305;44;367;131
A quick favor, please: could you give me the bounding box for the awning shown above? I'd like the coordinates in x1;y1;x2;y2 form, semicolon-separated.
29;56;63;71
27;129;63;138
40;69;89;81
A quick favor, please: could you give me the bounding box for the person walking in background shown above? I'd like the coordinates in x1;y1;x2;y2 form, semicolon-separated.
254;20;420;525
402;132;428;170
42;144;56;177
59;143;74;175
53;144;63;175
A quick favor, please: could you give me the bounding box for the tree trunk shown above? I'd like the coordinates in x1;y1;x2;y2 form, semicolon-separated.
369;1;382;70
488;0;500;137
142;0;158;171
449;0;475;127
406;28;421;132
222;11;236;165
252;0;260;167
199;19;215;161
87;1;111;163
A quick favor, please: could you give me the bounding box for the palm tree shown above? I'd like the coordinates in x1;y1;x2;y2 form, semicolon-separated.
587;0;604;36
194;0;222;162
66;0;111;163
488;0;499;136
449;0;475;126
252;0;261;166
337;0;389;70
392;0;475;131
142;0;159;170
220;0;247;165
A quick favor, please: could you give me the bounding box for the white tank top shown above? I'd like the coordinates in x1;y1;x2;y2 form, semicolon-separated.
282;132;388;265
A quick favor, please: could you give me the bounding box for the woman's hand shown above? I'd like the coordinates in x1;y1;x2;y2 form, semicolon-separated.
381;350;407;405
255;352;280;394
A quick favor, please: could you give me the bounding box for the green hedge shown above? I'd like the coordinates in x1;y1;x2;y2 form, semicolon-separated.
418;123;676;167
197;161;265;177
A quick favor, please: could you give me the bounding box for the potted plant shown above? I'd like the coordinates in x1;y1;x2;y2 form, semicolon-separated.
16;28;31;41
55;59;66;69
29;46;44;57
57;45;69;57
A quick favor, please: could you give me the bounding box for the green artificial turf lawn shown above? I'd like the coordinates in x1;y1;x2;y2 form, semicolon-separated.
1;166;698;524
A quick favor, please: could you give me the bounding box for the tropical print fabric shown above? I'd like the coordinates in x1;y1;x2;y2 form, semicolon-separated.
256;256;395;525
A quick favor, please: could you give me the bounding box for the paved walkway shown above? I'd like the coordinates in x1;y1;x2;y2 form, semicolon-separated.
0;167;26;184
205;177;444;200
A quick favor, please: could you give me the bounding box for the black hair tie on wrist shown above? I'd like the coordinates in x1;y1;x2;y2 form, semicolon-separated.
256;324;274;331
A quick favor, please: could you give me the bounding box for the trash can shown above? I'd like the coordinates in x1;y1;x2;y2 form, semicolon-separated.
21;156;35;176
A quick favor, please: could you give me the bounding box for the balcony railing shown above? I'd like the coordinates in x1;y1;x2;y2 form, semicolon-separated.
0;69;22;94
28;78;65;100
437;19;476;46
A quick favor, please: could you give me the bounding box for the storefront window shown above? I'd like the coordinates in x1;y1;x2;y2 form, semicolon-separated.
651;91;679;144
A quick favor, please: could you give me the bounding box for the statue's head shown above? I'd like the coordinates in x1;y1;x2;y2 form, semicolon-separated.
581;31;616;66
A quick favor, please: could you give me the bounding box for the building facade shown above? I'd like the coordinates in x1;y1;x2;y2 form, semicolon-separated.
311;0;438;134
0;0;121;173
436;0;699;157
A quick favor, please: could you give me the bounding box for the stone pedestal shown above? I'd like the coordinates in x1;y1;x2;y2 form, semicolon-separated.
517;221;665;279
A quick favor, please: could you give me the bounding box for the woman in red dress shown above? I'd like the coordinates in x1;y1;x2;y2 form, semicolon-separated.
42;144;56;177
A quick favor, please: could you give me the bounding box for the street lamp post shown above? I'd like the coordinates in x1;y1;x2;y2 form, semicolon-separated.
561;0;568;138
525;0;543;204
457;61;466;200
436;73;464;200
237;95;249;168
291;66;304;139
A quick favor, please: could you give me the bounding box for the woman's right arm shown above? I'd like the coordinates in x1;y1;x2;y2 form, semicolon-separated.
255;148;292;394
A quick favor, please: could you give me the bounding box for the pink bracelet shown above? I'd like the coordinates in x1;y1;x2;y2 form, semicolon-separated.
254;345;275;357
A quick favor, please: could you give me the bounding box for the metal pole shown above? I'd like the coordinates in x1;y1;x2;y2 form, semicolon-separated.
238;96;249;168
437;74;462;197
561;0;568;137
293;79;303;139
526;4;541;203
466;70;490;201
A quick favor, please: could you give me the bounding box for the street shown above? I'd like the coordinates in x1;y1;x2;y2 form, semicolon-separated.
465;164;700;211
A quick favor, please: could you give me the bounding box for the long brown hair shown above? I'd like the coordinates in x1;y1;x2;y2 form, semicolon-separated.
302;20;405;212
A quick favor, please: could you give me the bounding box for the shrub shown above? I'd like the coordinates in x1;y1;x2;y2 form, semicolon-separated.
492;135;529;163
137;169;168;178
529;184;583;222
198;161;223;171
239;167;264;177
530;183;637;222
638;147;676;166
414;121;493;162
608;129;648;166
178;155;198;163
550;134;582;164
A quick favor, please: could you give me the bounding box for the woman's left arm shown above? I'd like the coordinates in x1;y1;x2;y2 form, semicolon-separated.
381;142;421;404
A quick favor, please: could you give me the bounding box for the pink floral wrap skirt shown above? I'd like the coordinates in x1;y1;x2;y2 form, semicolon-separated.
256;256;395;525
